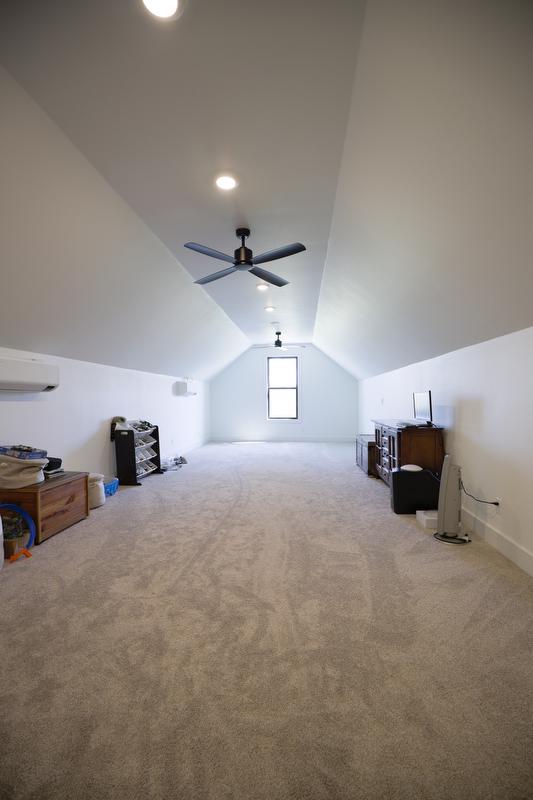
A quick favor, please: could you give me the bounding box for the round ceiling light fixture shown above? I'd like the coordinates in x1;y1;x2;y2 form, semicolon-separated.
142;0;180;19
256;284;268;292
264;306;276;312
215;175;238;191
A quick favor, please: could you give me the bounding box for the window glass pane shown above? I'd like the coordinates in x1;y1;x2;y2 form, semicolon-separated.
268;357;297;388
269;388;297;419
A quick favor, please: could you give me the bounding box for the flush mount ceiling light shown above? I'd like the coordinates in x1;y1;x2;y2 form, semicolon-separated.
142;0;182;19
256;284;268;292
264;306;276;312
215;175;238;191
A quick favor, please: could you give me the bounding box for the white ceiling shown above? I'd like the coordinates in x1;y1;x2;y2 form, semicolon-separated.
1;0;532;380
0;65;248;380
315;0;533;377
0;0;365;346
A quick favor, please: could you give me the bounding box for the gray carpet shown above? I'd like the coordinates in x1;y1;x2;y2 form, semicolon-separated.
1;442;532;800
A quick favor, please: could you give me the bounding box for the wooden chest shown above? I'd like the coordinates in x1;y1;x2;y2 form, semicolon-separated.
356;435;377;476
0;471;89;544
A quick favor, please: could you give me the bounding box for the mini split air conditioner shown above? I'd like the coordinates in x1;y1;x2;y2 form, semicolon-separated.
0;358;59;392
174;379;197;397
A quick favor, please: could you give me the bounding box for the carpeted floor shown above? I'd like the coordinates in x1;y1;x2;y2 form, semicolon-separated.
0;442;532;800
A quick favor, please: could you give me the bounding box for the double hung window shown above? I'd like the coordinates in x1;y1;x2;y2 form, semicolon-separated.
267;357;298;420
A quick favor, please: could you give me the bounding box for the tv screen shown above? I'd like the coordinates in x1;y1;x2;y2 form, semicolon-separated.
413;390;433;422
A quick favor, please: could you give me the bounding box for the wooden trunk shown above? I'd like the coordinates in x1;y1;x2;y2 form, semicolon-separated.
356;435;377;476
0;471;89;544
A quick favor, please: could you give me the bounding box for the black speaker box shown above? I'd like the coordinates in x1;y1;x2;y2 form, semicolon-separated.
390;468;440;514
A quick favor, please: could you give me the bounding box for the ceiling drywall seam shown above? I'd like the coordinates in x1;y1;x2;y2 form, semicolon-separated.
311;1;369;379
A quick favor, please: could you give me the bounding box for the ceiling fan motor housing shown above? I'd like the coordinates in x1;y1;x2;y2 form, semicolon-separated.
235;245;253;267
235;228;252;267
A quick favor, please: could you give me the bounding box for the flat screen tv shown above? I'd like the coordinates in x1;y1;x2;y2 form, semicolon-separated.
413;390;432;423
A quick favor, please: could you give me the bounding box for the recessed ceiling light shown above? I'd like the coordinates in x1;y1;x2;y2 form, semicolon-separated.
264;306;276;312
142;0;179;18
215;175;238;191
256;284;268;292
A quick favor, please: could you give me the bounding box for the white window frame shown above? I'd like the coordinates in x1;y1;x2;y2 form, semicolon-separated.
266;355;300;422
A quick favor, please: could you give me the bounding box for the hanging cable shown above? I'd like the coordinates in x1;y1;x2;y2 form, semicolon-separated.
460;479;499;506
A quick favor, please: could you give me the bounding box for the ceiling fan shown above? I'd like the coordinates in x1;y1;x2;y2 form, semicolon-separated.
253;331;306;351
184;227;305;287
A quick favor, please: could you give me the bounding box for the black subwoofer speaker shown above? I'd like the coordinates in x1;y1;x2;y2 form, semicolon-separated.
390;468;440;514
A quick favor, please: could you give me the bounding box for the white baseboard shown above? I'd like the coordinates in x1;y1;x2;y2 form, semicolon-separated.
208;437;354;444
462;508;533;578
179;437;207;455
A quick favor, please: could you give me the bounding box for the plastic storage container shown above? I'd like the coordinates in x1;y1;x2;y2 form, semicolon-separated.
104;477;119;497
88;473;105;509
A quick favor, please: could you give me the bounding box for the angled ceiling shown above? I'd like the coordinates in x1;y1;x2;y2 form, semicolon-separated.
315;0;533;377
1;0;532;381
0;0;365;346
0;64;248;380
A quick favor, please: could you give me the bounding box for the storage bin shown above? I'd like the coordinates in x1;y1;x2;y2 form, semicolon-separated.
0;455;48;489
104;477;119;497
88;473;105;509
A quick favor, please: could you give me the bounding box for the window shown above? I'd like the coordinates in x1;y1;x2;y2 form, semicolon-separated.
267;357;298;420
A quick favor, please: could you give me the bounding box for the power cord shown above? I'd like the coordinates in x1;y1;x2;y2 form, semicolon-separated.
460;479;499;506
404;468;499;506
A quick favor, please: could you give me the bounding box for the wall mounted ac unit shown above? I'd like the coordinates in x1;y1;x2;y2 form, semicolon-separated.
0;358;59;392
174;379;197;397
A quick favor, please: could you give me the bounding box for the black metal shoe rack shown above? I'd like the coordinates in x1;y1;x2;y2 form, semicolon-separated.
112;424;163;486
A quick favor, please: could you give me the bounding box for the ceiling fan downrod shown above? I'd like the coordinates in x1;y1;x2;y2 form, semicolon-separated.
235;227;252;268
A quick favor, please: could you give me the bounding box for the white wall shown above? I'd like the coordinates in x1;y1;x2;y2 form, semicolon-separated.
210;345;358;442
0;346;208;476
358;326;533;576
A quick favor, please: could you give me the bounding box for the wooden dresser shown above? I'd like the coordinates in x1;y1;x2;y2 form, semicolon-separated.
372;420;445;486
0;471;89;544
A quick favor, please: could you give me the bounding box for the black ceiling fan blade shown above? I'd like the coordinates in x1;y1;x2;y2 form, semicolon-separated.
252;242;306;265
184;242;235;264
194;266;238;285
248;266;289;287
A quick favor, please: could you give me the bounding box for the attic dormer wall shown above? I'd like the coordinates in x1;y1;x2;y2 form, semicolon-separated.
210;345;358;443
